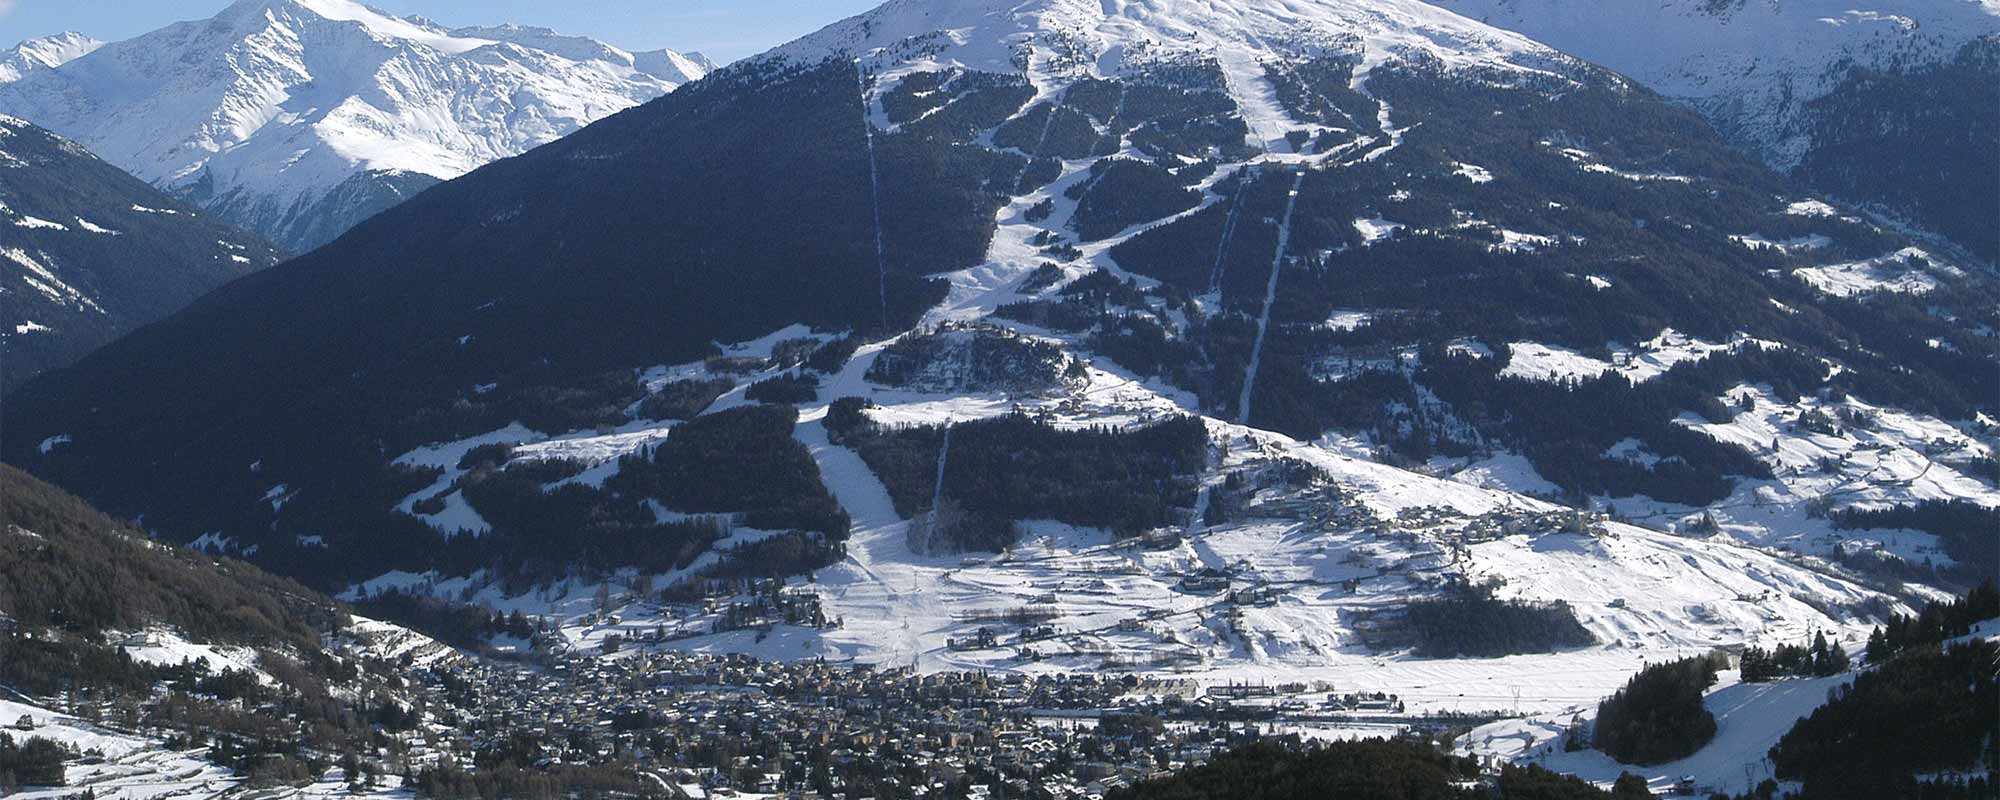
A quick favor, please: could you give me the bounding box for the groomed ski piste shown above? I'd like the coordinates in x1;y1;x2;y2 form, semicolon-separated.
320;0;1997;793
1453;620;2000;797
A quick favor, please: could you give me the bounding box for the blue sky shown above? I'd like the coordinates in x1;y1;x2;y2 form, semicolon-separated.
0;0;882;63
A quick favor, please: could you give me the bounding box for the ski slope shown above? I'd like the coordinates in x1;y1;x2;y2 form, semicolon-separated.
1457;670;1850;796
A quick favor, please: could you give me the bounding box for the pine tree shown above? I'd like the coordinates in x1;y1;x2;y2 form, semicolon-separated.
1613;772;1653;799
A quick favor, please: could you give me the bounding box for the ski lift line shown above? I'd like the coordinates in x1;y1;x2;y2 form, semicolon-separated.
929;421;954;516
1032;88;1067;157
1206;166;1255;296
1236;168;1309;424
856;60;890;332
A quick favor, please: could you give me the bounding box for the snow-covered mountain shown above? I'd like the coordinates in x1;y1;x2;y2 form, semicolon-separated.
770;0;1569;87
0;0;712;254
5;0;1994;765
0;32;102;84
1430;0;1995;166
1429;0;2000;261
0;115;281;391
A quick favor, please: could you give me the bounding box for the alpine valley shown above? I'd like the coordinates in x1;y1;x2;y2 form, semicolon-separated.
1;1;1995;799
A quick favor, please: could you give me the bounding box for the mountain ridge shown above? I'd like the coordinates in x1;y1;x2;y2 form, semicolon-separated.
0;115;282;391
1428;0;2000;261
2;0;1992;720
0;32;101;84
1;2;1993;796
0;0;712;253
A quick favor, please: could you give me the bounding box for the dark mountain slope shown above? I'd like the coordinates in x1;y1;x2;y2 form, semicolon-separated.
0;463;344;653
0;463;453;785
1796;37;2000;263
0;117;281;390
1;59;990;587
3;0;1994;598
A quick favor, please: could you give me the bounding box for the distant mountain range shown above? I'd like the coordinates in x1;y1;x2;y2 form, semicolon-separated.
0;0;713;254
0;32;100;83
1;0;1995;792
1432;0;2000;262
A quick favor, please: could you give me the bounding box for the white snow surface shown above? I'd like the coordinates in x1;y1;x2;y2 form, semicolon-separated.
1793;246;1943;297
1732;233;1830;254
1500;342;1611;382
1458;670;1852;796
389;422;544;537
1452;161;1493;183
1651;385;1995;559
1353;216;1405;245
73;217;120;235
770;0;1574;105
0;696;239;800
0;33;102;84
351;320;1909;720
0;616;447;800
1430;0;2000;167
13;215;67;231
120;629;269;679
4;246;104;313
0;0;708;239
1501;331;1758;384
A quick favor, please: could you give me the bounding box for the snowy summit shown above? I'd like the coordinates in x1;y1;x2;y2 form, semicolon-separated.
0;0;713;252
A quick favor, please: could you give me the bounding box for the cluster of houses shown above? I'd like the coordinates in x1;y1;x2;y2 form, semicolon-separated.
389;647;1412;799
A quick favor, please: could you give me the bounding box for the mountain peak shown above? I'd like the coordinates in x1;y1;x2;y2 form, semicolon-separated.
0;0;708;253
1429;0;2000;167
0;32;104;84
216;0;502;55
769;0;1564;79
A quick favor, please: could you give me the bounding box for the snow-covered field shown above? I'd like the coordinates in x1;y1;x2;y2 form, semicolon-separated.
1456;670;1848;796
1500;330;1754;384
1610;386;1997;576
1458;621;2000;795
117;628;271;682
370;326;1908;726
1793;247;1943;298
0;696;238;800
0;612;450;800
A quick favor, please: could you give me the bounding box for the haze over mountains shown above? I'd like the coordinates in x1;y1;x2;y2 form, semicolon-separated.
0;0;1995;797
0;0;713;253
1434;0;2000;262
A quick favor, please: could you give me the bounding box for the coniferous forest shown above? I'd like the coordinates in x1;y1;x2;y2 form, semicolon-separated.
0;3;1992;799
1592;653;1730;765
1769;639;1999;800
